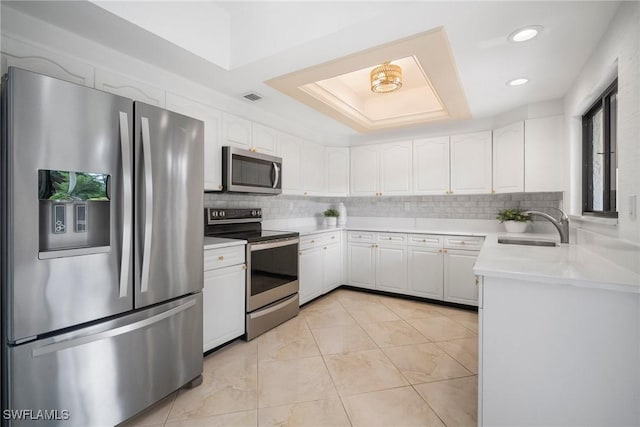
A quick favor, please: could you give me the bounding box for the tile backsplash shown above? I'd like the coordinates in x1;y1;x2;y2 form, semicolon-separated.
204;192;563;221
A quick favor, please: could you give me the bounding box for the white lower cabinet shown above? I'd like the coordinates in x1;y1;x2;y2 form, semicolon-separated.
202;246;246;351
299;246;324;304
408;247;444;299
443;249;480;306
203;260;246;352
299;232;343;305
347;231;482;306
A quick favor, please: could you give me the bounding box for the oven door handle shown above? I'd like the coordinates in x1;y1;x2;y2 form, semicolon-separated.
272;162;280;189
250;238;299;252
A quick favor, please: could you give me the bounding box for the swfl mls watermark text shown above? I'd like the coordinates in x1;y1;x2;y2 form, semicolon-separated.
2;409;70;421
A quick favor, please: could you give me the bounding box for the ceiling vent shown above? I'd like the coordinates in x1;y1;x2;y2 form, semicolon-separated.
242;92;263;102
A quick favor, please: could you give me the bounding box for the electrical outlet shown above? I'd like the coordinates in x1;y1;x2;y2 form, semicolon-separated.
629;195;637;220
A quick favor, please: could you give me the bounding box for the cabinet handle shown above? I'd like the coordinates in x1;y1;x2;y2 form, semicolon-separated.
311;240;315;243
324;247;327;250
443;249;448;253
475;277;479;286
299;252;302;255
218;184;223;190
304;192;308;195
461;241;466;245
371;244;375;248
242;264;247;270
331;236;335;239
218;255;224;261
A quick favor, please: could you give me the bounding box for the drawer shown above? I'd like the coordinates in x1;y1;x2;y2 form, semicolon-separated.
204;245;245;271
300;230;341;250
408;234;443;248
443;235;484;251
348;231;375;243
376;233;407;245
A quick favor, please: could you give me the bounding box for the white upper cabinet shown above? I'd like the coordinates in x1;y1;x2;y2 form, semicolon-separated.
450;131;493;194
351;141;411;196
350;145;380;196
525;115;564;192
251;122;277;154
1;35;94;87
302;141;326;196
493;122;524;193
222;113;252;151
95;68;165;107
165;93;223;191
277;133;304;195
413;137;450;195
222;113;276;155
325;147;349;196
379;140;413;195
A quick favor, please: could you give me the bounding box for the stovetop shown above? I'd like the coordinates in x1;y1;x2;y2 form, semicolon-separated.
204;208;298;243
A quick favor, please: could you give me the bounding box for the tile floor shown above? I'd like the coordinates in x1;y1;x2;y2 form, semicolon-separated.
123;289;478;427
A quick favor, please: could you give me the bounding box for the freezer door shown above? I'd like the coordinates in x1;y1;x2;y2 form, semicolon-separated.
5;294;203;427
134;102;204;308
1;68;134;342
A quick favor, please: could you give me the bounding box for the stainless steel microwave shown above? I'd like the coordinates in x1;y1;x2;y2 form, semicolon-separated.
222;146;282;194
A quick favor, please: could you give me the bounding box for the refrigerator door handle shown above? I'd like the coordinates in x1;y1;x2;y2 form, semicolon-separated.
140;116;153;293
272;162;280;189
119;112;132;298
32;298;197;357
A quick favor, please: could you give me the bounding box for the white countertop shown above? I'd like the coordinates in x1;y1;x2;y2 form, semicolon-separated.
474;233;640;293
283;221;640;294
203;236;247;250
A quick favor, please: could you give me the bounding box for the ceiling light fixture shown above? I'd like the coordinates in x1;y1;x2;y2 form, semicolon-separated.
508;25;543;43
507;78;529;86
370;62;403;93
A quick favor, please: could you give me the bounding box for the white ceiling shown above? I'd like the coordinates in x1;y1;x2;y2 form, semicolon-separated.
3;1;621;142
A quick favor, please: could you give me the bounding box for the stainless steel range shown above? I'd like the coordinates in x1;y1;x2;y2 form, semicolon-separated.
204;208;299;339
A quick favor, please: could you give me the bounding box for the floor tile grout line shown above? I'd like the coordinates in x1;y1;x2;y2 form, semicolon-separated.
161;391;178;427
410;382;450;427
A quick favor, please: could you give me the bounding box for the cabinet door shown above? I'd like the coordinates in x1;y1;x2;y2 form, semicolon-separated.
347;243;376;289
277;133;304;194
166;93;223;191
493;122;524;193
350;145;379;196
302;141;326;195
222;112;252;150
413;137;450;195
326;147;349;196
299;247;324;305
95;68;165;106
323;243;342;292
408;247;444;299
1;35;94;87
379;140;412;195
525;115;564;192
375;245;408;293
443;249;479;306
203;264;246;352
251;122;277;154
450;131;492;194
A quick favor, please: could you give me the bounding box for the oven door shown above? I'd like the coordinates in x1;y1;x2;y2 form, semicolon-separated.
247;237;299;312
223;146;282;194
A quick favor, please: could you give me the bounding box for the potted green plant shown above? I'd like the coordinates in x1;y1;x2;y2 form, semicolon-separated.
323;208;340;227
496;208;532;233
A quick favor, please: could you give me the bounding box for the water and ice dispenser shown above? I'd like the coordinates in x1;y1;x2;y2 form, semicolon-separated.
38;169;111;258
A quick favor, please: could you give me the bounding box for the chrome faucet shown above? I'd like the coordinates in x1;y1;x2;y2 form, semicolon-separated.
523;207;570;244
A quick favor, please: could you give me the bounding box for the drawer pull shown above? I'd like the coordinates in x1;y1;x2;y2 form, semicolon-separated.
218;255;224;261
311;240;315;243
461;241;466;245
331;236;336;239
323;247;327;250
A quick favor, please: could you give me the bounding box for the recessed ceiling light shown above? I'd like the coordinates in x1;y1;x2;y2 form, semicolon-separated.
508;25;543;43
507;78;529;87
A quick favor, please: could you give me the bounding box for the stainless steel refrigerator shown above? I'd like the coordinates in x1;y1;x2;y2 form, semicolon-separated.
0;67;204;426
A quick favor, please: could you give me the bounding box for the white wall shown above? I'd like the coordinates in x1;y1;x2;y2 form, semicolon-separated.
564;1;640;244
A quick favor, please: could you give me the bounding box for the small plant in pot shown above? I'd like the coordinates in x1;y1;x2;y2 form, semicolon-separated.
324;208;340;227
496;208;532;233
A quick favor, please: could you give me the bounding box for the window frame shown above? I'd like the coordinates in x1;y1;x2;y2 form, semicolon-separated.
582;79;618;218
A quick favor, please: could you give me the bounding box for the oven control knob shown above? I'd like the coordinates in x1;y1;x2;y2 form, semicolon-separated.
251;210;257;216
220;211;225;217
212;211;218;217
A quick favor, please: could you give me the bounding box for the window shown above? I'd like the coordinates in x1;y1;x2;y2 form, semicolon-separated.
582;79;617;217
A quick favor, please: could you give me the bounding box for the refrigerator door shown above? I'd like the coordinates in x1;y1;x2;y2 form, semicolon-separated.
6;293;203;427
2;68;134;342
134;103;204;309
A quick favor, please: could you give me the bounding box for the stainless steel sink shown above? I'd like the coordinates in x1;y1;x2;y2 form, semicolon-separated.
498;238;559;247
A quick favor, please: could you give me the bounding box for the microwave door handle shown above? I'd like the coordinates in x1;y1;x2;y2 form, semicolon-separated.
118;112;132;298
140;116;153;293
272;162;280;189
